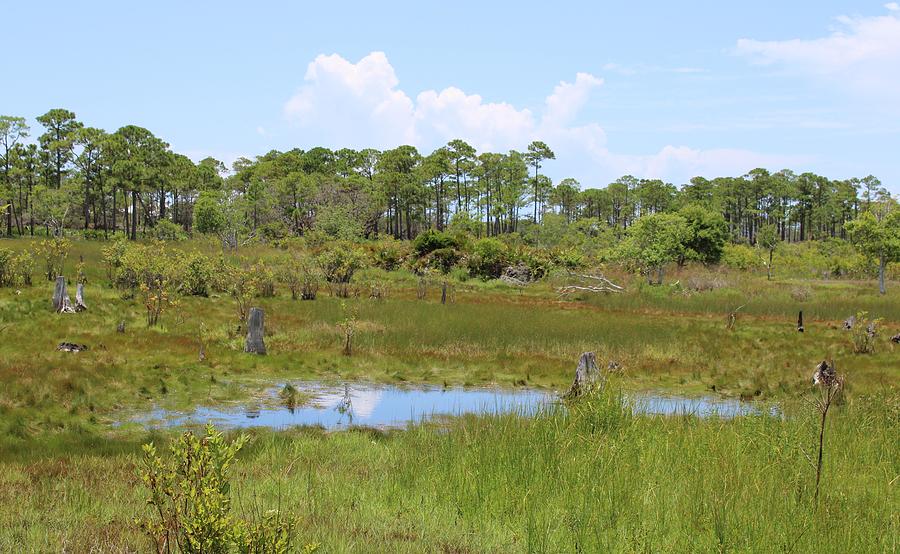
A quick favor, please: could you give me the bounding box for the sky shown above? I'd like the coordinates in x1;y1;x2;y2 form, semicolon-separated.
3;1;899;192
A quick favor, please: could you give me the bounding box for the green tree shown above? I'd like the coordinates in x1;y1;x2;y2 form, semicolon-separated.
36;108;82;189
678;205;729;265
845;206;900;294
621;212;689;284
0;116;30;236
757;223;779;280
525;141;555;223
193;190;226;234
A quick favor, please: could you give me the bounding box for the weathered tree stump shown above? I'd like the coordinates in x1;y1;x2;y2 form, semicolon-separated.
52;276;75;313
441;281;447;305
116;320;126;333
564;352;602;398
75;283;87;312
244;307;267;355
842;316;856;330
797;311;804;333
56;342;88;353
890;333;900;344
812;360;837;386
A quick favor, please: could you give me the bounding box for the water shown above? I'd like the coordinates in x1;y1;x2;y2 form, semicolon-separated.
128;381;772;431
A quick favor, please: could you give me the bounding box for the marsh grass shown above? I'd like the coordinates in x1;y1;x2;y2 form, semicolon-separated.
0;387;895;552
0;237;897;551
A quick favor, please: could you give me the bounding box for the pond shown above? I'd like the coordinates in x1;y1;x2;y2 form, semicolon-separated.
128;381;772;431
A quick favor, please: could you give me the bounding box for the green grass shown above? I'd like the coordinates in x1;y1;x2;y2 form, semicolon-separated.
0;236;897;551
1;388;896;552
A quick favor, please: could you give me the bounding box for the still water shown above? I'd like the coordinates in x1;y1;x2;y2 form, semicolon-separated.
130;381;769;431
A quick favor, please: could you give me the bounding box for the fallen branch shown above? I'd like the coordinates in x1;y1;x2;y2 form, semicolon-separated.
557;272;624;297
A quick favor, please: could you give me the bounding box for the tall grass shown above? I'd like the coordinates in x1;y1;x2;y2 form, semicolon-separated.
0;387;895;552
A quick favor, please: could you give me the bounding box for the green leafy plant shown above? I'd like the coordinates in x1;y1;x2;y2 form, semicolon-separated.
138;425;315;554
850;310;881;354
139;425;250;553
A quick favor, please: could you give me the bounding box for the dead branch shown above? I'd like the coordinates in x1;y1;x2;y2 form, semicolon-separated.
557;272;624;297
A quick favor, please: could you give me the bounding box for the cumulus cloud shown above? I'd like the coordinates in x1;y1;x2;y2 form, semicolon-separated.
735;8;900;98
284;51;803;185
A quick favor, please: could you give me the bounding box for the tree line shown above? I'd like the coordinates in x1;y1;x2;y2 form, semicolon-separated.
0;109;893;244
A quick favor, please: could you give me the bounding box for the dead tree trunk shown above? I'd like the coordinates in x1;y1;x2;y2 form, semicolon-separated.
797;310;804;333
244;307;266;354
441;281;447;305
563;352;602;398
52;276;75;313
75;283;87;312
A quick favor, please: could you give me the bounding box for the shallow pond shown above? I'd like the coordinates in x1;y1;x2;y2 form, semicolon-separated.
128;381;771;431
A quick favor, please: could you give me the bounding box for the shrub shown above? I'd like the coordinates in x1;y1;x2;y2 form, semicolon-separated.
516;247;552;280
427;247;460;274
251;260;276;297
13;250;35;287
0;248;14;287
850;311;881;354
468;238;508;279
283;252;323;300
38;237;70;281
259;221;290;243
102;238;129;285
180;252;215;297
316;242;366;297
152;218;185;241
138;425;315;553
193;191;226;235
721;243;762;271
553;248;585;271
370;237;410;271
413;229;458;256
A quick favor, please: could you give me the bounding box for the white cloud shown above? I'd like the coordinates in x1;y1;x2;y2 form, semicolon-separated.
284;51;803;186
284;51;417;147
735;8;900;98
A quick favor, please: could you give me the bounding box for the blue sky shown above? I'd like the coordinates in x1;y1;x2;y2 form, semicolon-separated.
4;1;899;192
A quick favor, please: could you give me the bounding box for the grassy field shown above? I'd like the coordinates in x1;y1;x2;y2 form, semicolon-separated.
0;236;898;552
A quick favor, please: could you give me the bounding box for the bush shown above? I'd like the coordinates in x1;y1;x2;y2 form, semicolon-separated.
413;229;458;256
468;238;509;279
179;252;215;297
13;251;35;287
193;191;226;235
251;259;276;297
0;248;13;287
370;237;410;271
553;248;585;271
721;244;762;271
38;238;70;281
850;311;881;354
427;247;460;274
316;242;367;297
138;425;315;553
278;251;322;300
259;221;290;243
152;219;185;241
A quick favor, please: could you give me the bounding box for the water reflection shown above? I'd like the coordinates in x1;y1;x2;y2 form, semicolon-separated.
130;382;771;431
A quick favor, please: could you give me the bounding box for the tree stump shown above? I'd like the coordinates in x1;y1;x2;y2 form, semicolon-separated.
441;281;447;305
564;352;602;398
812;360;836;386
842;316;856;330
52;276;75;313
75;283;87;312
890;333;900;344
244;307;267;355
116;320;126;333
797;311;804;333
